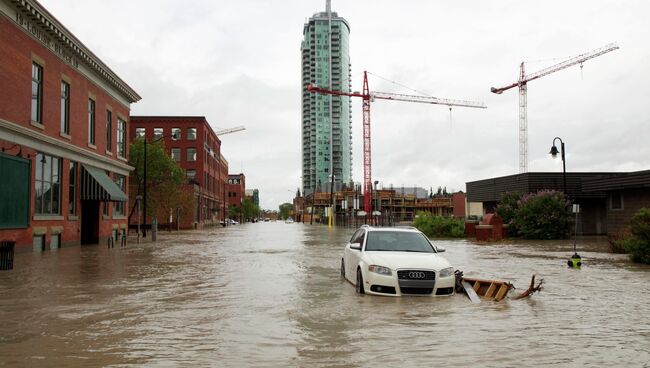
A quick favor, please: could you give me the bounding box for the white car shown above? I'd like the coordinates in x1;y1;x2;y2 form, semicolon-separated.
341;225;455;296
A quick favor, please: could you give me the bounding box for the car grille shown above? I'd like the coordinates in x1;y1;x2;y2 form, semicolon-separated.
435;287;454;295
400;287;433;295
397;270;436;281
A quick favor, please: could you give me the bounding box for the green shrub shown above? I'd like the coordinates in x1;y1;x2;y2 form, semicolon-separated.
496;191;522;236
608;229;632;253
630;208;650;241
515;190;571;239
413;212;465;238
623;237;650;264
624;208;650;264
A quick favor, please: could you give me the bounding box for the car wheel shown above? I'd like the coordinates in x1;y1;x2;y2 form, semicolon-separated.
340;259;345;278
356;268;365;294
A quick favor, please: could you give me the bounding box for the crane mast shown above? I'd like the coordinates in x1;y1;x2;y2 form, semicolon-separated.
308;70;486;216
491;43;619;173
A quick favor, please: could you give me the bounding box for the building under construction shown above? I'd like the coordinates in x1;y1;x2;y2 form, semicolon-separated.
294;185;466;226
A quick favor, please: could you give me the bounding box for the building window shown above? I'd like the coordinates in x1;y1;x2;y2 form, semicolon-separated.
60;81;70;133
106;110;112;152
186;169;196;180
154;127;163;140
69;161;77;215
610;192;624;211
187;148;196;162
35;153;61;215
172;128;181;140
135;127;146;138
187;128;197;141
31;63;43;123
114;174;125;216
117;118;126;158
171;148;181;162
88;99;95;144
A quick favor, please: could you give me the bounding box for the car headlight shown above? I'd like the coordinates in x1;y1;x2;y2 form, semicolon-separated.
368;265;392;276
439;267;454;278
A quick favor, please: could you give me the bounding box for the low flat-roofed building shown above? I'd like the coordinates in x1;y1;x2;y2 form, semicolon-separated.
466;171;650;235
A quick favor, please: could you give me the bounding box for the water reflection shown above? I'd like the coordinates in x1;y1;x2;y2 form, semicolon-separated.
1;223;649;366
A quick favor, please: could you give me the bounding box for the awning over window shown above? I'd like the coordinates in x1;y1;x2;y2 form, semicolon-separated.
81;165;128;202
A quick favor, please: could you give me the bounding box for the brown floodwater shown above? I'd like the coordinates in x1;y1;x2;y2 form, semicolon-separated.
1;223;649;367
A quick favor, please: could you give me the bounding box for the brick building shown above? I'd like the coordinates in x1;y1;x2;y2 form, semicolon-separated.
0;0;140;251
227;173;245;221
129;116;227;228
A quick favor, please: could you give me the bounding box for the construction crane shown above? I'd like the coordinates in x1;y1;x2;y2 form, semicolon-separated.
214;125;246;136
307;70;486;216
491;42;619;173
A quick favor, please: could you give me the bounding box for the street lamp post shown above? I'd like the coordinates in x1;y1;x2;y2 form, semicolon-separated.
329;174;335;228
549;137;567;195
374;180;379;226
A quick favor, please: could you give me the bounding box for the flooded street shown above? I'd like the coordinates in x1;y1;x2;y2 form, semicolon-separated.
1;223;649;367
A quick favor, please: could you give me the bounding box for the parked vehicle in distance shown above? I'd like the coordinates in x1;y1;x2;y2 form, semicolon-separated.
341;225;455;296
220;219;239;226
285;217;294;223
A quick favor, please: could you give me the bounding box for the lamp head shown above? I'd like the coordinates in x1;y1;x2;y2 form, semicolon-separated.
549;145;559;158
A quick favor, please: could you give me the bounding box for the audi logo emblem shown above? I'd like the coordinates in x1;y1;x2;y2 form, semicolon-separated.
408;271;426;279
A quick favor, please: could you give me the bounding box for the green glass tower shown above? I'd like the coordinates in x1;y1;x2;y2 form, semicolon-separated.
301;1;352;194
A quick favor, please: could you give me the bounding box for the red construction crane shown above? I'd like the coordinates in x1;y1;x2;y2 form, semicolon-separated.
308;71;486;216
491;43;619;173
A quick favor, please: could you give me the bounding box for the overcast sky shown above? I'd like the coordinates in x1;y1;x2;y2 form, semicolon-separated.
39;0;650;210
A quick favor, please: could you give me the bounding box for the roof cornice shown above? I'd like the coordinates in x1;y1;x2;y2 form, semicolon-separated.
10;0;141;103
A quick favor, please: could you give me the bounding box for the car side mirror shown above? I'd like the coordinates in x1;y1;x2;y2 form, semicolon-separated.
436;246;446;253
350;243;361;251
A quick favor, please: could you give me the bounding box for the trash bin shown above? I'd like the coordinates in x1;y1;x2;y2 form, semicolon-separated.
0;241;15;271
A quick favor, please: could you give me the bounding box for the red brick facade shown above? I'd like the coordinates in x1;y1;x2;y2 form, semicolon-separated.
0;1;140;252
227;173;246;219
129;116;227;228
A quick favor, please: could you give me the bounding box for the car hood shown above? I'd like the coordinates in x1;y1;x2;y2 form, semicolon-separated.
364;251;452;271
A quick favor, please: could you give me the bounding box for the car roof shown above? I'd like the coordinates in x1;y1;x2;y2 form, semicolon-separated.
359;225;420;233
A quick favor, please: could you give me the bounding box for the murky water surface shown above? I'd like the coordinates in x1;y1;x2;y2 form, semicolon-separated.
1;223;649;367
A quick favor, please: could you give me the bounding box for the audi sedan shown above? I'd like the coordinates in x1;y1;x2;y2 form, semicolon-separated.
341;226;455;296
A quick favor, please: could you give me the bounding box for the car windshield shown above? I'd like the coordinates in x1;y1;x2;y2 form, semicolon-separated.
365;231;435;253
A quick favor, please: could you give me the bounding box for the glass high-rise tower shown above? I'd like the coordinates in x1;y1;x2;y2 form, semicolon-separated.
301;1;352;195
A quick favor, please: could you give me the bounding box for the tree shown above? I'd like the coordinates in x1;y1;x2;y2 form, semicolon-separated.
278;202;293;220
128;139;194;224
228;204;241;221
241;198;260;221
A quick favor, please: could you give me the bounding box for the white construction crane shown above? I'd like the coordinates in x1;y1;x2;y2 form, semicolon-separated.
491;43;619;173
214;126;245;136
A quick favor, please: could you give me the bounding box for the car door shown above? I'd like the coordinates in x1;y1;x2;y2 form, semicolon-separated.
345;229;365;281
344;230;359;282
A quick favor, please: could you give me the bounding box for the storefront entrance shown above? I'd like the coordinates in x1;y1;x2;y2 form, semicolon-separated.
81;201;99;245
